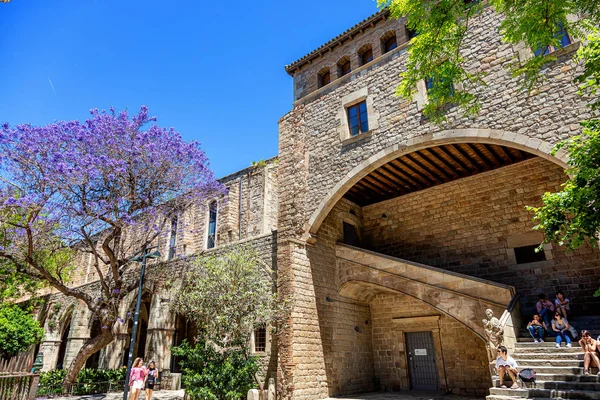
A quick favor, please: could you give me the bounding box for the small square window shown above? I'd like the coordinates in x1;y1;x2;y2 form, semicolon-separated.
360;48;374;65
343;222;359;246
425;77;455;96
347;101;369;136
339;60;351;77
534;23;571;56
383;35;397;53
254;324;266;352
407;28;418;40
514;245;546;264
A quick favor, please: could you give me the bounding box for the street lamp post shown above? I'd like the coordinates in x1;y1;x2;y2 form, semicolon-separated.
122;247;161;400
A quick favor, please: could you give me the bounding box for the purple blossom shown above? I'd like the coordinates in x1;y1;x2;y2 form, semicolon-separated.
112;289;120;295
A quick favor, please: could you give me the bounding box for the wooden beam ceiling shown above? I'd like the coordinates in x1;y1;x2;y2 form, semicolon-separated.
344;143;535;206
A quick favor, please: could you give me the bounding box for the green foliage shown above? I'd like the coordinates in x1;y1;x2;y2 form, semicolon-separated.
0;303;44;357
529;120;600;249
379;0;600;121
383;0;484;122
173;246;276;348
576;31;600;111
172;340;260;400
38;368;126;396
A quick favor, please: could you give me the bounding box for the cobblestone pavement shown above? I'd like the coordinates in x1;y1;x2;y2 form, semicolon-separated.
36;389;185;400
39;390;482;400
327;392;483;400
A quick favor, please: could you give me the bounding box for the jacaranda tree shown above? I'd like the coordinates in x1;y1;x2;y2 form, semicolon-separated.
0;106;223;385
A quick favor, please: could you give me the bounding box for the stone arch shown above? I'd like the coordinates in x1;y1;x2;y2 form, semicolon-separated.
304;129;568;240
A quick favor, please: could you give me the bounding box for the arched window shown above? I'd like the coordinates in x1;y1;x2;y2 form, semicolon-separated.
358;45;374;66
337;57;351;78
318;67;331;88
168;215;178;260
207;201;217;249
381;31;398;54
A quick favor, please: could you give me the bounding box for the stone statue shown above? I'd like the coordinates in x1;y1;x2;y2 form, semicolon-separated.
482;308;504;362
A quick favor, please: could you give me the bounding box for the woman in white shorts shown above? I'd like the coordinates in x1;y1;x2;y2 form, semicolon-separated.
129;357;147;400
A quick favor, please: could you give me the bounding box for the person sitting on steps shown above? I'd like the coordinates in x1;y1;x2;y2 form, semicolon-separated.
527;314;547;343
536;293;554;328
554;291;571;319
552;311;573;348
496;345;520;389
579;330;600;376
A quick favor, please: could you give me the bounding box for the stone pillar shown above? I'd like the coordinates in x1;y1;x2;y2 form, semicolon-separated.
39;339;61;372
63;302;92;369
145;293;177;371
104;333;129;369
277;240;329;400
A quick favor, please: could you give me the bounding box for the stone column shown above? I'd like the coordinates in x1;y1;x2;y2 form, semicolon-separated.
63;302;92;369
39;339;61;372
277;240;329;400
145;293;177;371
104;333;129;369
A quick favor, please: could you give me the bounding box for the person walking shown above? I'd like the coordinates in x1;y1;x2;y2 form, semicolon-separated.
579;330;600;376
551;312;573;348
145;360;158;400
128;357;147;400
527;314;547;343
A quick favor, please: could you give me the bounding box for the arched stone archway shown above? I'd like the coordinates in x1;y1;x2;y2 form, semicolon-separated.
303;129;567;241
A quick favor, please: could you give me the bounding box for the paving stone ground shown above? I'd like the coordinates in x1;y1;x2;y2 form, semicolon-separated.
327;392;482;400
39;390;483;400
36;389;186;400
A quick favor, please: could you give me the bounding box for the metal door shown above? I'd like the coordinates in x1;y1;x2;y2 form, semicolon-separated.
406;331;439;391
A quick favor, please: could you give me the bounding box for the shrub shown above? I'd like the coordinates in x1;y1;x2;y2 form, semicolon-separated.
172;340;260;400
38;367;126;395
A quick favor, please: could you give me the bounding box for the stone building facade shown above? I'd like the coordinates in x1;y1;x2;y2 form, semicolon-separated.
29;5;600;400
277;5;600;400
33;158;279;387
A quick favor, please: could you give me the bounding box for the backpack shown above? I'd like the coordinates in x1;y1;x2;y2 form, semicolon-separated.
519;368;537;387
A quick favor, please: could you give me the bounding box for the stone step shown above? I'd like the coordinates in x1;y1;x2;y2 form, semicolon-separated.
511;366;586;375
516;359;584;367
516;341;579;347
492;379;600;390
515;343;582;352
486;396;553;400
513;352;586;360
488;387;600;399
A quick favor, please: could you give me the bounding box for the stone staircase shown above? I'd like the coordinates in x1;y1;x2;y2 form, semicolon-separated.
486;328;600;400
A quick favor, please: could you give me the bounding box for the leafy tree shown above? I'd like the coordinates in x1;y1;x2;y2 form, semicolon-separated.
172;246;277;394
379;0;600;122
173;246;276;348
0;106;222;385
0;303;44;357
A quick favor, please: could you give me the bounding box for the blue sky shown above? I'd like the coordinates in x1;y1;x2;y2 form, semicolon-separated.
0;0;380;178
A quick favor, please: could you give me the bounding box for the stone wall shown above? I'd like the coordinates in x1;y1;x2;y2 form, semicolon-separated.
35;232;278;387
362;158;600;315
278;6;596;400
370;293;490;396
290;11;410;101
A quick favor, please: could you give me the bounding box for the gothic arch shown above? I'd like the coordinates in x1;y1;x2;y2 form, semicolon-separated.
304;129;568;240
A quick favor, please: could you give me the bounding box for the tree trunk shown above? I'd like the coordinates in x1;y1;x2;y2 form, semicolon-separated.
62;330;114;391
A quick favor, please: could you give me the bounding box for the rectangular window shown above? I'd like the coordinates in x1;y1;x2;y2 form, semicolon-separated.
534;24;571;56
254;324;266;352
347;101;369;136
343;222;359;246
425;77;455;95
514;245;546;264
168;216;178;260
207;201;217;249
